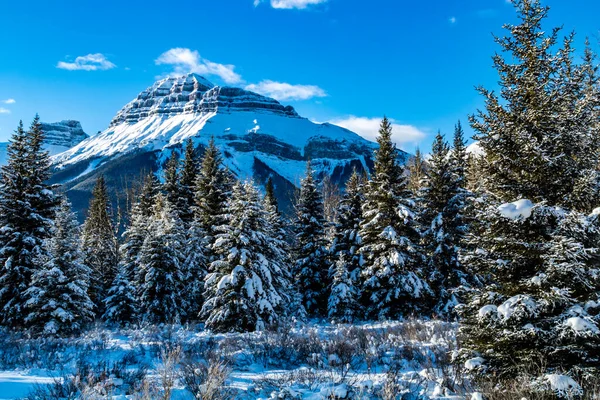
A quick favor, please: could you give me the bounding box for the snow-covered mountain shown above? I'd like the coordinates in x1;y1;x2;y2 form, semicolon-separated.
0;120;88;166
51;73;410;216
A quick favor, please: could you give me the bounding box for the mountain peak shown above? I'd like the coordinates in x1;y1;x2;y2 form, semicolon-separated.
109;73;298;127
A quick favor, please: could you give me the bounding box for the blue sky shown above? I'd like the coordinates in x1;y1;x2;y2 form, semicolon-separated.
1;0;599;153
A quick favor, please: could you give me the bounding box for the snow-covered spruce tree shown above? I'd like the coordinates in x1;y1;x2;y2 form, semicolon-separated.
104;203;143;327
27;115;60;229
265;177;278;214
180;139;200;225
407;147;427;196
25;199;94;336
202;181;293;332
359;117;430;320
0;118;58;327
450;121;467;190
81;176;119;315
182;220;208;320
163;152;181;212
293;161;330;316
139;172;160;217
195;138;231;261
461;0;600;383
328;252;360;323
103;261;138;327
328;169;364;318
469;1;600;208
421;132;468;317
138;194;187;324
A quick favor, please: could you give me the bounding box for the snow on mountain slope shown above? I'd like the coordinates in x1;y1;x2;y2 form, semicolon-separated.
54;73;379;180
51;73;410;217
0;120;88;166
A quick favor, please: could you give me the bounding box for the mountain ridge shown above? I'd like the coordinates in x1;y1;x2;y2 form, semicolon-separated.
49;73;410;218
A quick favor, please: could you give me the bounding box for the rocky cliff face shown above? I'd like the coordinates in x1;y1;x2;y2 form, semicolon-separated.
51;73;410;217
0;120;88;166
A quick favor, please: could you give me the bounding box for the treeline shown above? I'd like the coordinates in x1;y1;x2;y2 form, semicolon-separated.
0;0;599;391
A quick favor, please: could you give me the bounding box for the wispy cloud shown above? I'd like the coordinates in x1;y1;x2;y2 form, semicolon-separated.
2;99;15;104
328;116;427;149
57;53;116;71
245;80;326;101
254;0;327;9
449;16;457;24
0;108;11;114
155;48;242;84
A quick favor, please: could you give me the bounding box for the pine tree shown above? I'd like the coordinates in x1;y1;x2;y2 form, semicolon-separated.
421;132;468;316
265;177;278;213
328;253;360;323
0;118;58;327
469;0;600;208
138;194;187;324
81;176;119;315
407;148;427;196
163;152;181;210
450;121;467;190
195;138;231;261
202;181;294;332
293;161;330;316
329;170;364;317
359;117;430;320
25;200;94;336
180;139;200;225
182;220;208;320
461;0;600;382
103;262;138;326
139;172;160;217
27;115;59;232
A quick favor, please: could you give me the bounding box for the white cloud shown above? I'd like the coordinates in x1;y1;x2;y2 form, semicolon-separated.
245;80;326;101
155;48;242;84
2;99;15;104
449;16;457;24
57;53;116;71
254;0;327;9
0;108;10;114
329;116;427;149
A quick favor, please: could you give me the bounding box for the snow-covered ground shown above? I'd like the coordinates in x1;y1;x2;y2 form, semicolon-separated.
0;320;477;399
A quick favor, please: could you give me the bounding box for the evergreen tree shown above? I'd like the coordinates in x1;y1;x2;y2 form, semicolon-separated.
163;152;181;210
195;138;231;260
461;0;600;383
359;117;430;320
27;115;59;232
450;121;467;190
81;176;119;315
421;132;468;316
407;148;427;196
180;139;200;225
25;200;94;336
328;253;360;323
328;170;364;317
182;220;208;320
202;181;294;332
139;172;160;217
103;262;138;326
264;177;278;213
293;161;329;316
0;118;58;327
469;0;600;208
138;195;187;324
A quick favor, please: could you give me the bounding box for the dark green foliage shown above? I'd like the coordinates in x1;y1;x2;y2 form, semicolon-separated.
82;176;119;315
0;117;58;327
293;161;329;316
25;200;94;336
421;132;469;316
359;117;429;320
